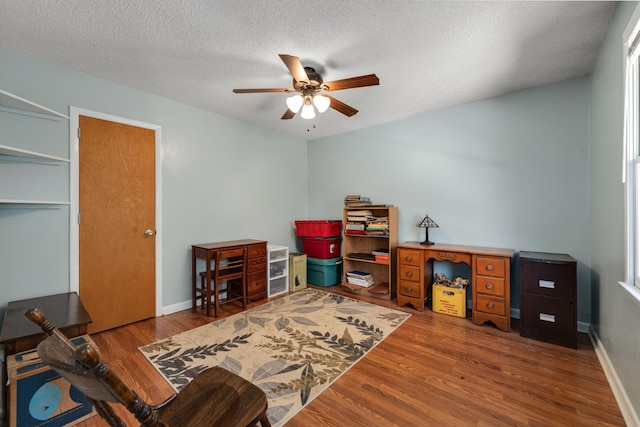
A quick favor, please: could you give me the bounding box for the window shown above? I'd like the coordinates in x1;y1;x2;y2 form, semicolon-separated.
624;10;640;291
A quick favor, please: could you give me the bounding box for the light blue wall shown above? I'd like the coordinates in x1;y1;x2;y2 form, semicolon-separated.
590;1;640;419
308;78;591;322
2;6;639;419
0;47;308;319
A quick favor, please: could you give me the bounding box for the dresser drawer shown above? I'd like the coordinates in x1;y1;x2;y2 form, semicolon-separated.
521;294;575;332
247;272;267;295
248;243;267;258
475;275;505;297
476;256;506;278
398;280;421;298
399;264;420;283
398;248;422;267
247;256;266;273
521;261;575;299
475;294;506;316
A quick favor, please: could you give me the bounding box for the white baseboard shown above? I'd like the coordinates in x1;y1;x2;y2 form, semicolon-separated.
162;299;194;315
589;325;640;427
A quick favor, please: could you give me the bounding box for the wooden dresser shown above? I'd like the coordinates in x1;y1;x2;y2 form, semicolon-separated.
520;251;577;348
397;242;514;331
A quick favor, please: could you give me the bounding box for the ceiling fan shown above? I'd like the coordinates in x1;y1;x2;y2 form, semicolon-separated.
232;54;379;120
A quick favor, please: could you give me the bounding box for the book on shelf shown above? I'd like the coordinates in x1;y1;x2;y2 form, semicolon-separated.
344;195;372;206
368;282;390;295
375;255;389;264
347;210;373;217
371;248;389;256
345;230;367;235
366;230;389;236
347;252;376;261
366;226;389;231
345;222;365;231
346;276;375;287
346;270;373;279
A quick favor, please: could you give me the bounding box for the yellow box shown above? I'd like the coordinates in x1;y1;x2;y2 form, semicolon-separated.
432;284;466;317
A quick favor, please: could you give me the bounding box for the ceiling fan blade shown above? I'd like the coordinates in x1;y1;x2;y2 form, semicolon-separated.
323;74;380;91
326;95;358;117
232;88;295;93
281;108;296;120
279;54;309;83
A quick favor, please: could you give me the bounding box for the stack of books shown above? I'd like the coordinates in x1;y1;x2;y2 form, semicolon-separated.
366;216;389;236
346;270;375;287
372;248;389;264
344;195;372;207
345;209;373;235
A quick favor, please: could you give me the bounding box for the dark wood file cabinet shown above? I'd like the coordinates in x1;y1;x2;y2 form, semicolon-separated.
520;251;577;348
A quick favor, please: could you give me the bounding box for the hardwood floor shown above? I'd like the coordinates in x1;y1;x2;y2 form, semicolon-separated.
76;286;625;426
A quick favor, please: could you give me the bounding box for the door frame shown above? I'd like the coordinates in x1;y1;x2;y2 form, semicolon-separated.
69;107;163;317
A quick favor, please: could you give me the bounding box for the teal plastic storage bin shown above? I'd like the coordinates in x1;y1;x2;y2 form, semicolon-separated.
307;256;343;287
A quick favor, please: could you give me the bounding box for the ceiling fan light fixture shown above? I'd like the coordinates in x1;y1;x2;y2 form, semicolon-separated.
286;94;303;113
313;94;330;113
301;96;316;119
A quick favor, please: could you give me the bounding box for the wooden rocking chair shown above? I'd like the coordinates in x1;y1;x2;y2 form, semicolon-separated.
24;307;271;427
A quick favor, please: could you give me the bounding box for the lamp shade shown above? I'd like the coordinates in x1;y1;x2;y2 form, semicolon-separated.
301;96;316;119
416;214;438;245
313;95;330;113
286;95;303;113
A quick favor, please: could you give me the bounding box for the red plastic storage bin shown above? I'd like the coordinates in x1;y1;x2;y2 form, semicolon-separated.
301;237;342;259
295;220;342;238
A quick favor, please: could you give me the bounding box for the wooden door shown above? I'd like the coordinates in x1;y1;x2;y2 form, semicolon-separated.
79;116;156;333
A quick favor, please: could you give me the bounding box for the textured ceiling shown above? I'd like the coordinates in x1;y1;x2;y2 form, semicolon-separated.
0;1;617;141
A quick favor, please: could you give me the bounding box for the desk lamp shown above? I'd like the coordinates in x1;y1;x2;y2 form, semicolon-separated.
416;214;439;245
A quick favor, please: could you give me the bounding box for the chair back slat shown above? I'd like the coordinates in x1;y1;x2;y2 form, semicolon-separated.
36;335;119;402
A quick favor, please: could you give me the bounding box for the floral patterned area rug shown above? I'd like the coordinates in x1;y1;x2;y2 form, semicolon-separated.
139;288;411;426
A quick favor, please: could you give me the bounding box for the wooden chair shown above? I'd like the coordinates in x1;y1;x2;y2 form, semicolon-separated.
197;247;247;317
24;307;271;427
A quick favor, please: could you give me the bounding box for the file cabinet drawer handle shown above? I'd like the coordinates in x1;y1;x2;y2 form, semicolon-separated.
539;313;556;323
486;264;494;272
405;271;413;277
485;283;494;290
539;280;555;289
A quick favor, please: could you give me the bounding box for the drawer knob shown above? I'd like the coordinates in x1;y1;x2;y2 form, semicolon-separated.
486;264;494;272
485;283;494;290
487;302;494;309
405;287;413;293
405;271;413;277
405;256;412;261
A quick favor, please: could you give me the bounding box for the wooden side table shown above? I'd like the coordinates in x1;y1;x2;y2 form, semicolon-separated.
0;292;92;423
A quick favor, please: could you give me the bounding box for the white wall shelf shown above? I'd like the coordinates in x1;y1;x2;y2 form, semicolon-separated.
0;144;70;163
0;199;70;206
0;89;69;120
1;89;70;206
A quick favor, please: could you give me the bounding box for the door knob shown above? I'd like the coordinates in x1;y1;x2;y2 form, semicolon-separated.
145;229;155;237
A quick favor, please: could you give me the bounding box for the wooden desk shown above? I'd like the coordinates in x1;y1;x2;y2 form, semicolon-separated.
397;242;514;331
0;292;92;423
191;239;268;308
